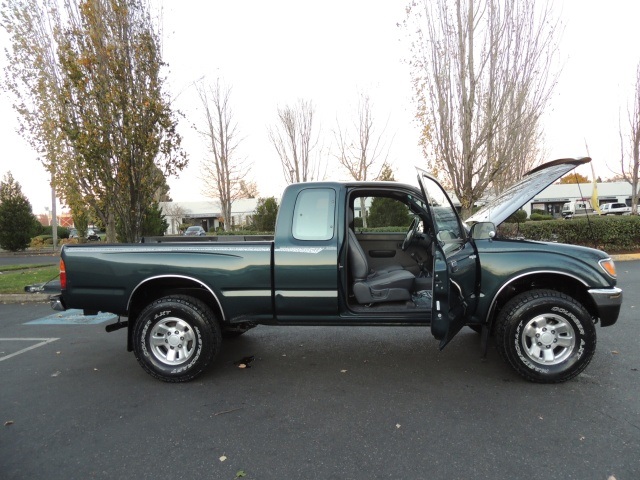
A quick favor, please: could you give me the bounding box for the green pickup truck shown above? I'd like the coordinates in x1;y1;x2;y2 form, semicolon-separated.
51;157;622;383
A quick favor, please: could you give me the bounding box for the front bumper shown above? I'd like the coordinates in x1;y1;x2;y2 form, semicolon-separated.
588;287;623;326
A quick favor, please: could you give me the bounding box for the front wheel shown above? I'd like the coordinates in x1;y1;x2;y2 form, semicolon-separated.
495;290;596;383
133;295;221;382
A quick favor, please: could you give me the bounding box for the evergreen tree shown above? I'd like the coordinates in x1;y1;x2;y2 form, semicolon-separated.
368;197;412;228
0;172;39;251
118;201;168;240
252;197;279;232
141;202;169;237
367;165;412;228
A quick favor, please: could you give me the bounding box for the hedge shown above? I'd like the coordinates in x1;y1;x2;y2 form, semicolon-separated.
498;215;640;252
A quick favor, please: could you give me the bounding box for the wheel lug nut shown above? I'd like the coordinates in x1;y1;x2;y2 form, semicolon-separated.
178;344;182;348
180;337;184;341
551;330;555;334
536;334;540;338
542;327;547;332
537;342;542;346
546;345;551;349
175;331;179;334
554;339;558;343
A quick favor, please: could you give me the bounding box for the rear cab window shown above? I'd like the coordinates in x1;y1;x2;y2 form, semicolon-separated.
292;188;336;241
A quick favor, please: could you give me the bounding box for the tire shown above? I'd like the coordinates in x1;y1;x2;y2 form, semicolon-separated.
133;295;221;382
495;289;596;383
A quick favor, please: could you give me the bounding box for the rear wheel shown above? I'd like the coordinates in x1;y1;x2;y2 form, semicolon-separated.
495;289;596;383
133;295;221;382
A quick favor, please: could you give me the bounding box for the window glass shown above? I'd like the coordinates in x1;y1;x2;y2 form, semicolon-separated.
292;188;335;241
420;174;464;255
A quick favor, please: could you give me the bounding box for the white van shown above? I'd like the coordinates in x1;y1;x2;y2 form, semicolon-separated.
562;200;594;218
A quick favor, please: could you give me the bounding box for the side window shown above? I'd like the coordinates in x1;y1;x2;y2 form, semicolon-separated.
361;196;412;231
292;188;335;241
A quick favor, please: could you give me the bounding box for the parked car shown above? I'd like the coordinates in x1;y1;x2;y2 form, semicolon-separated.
599;202;631;215
69;228;100;241
183;226;206;236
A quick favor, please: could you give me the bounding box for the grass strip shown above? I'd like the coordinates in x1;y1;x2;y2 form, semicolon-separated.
0;265;60;294
0;264;55;273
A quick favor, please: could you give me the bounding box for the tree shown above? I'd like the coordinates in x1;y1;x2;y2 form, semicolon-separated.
405;0;560;217
162;202;186;234
251;197;279;232
558;173;589;184
368;197;412;229
196;78;251;232
367;165;412;228
619;61;640;214
2;0;187;243
0;172;39;251
140;201;168;237
333;92;392;227
268;98;323;184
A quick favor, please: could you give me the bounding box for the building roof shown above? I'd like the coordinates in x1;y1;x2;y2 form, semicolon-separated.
159;198;260;218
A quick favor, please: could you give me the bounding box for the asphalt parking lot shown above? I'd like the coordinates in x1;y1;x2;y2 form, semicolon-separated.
1;262;639;480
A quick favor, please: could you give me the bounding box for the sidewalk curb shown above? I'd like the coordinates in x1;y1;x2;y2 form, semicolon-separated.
1;293;51;304
611;253;640;261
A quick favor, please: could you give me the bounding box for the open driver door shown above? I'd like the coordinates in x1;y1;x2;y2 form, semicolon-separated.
417;168;479;349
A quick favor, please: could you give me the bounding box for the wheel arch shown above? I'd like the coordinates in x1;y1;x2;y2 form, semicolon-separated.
126;275;225;351
485;271;599;331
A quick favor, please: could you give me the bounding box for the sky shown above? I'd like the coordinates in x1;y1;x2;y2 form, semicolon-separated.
2;0;640;215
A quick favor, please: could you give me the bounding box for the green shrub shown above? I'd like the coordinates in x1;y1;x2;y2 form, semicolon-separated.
498;215;640;252
360;226;408;233
530;213;554;221
40;225;70;238
505;209;528;224
30;235;53;248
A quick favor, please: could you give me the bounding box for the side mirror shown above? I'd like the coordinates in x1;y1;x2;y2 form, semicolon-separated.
470;222;496;240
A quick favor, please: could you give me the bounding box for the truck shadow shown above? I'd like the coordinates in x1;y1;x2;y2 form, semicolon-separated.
206;325;516;386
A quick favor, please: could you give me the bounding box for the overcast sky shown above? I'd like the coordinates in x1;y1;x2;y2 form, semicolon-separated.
2;0;640;214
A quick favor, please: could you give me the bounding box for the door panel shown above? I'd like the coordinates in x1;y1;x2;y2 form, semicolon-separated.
355;233;418;274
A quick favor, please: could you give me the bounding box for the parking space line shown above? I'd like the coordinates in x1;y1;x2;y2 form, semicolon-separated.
0;338;59;362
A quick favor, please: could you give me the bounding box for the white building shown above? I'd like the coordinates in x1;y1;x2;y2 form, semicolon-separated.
160;198;260;234
528;181;632;218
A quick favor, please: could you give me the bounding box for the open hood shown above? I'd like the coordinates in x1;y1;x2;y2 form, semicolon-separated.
465;157;592;225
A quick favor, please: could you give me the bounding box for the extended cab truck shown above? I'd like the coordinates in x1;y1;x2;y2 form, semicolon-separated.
599;202;632;215
51;157;623;383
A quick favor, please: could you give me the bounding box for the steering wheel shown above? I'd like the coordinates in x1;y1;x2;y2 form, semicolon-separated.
402;216;420;251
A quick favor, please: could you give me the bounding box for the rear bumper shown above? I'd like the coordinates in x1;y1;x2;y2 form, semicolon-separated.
588;287;623;327
50;294;66;312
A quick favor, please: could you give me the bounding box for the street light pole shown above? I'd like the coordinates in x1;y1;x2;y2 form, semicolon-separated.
51;172;58;250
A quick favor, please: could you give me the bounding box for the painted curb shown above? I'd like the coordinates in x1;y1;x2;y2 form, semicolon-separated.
1;293;51;304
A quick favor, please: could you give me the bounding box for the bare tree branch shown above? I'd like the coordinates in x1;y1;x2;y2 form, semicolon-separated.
619;61;640;214
406;0;560;217
196;78;251;231
332;92;392;227
268;98;323;184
